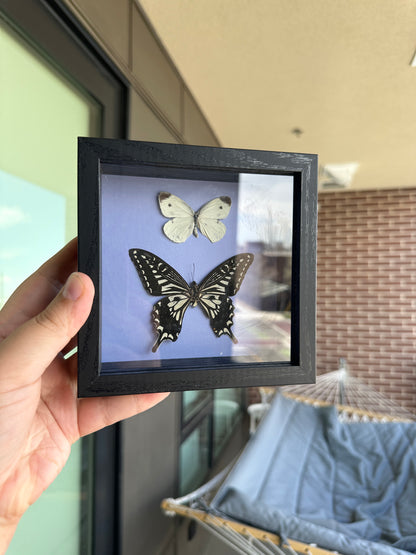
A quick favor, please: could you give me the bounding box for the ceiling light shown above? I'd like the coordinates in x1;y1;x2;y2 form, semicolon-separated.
411;50;416;67
319;162;360;189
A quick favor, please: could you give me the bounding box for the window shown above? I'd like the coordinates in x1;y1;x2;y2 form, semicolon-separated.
179;389;245;496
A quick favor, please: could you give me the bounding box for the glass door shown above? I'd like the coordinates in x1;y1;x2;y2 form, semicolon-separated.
0;1;125;550
0;19;100;555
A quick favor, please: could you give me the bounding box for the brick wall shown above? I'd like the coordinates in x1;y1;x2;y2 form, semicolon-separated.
317;188;416;413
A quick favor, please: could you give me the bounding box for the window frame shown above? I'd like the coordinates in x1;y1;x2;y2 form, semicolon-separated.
0;0;127;138
179;388;246;496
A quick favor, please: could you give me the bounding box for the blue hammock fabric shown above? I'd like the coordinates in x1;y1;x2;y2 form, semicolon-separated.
211;394;416;555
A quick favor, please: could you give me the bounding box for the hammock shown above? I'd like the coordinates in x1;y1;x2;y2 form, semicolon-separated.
162;371;416;555
280;364;415;423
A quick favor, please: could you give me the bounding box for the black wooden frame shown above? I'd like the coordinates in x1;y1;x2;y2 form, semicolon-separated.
78;138;317;397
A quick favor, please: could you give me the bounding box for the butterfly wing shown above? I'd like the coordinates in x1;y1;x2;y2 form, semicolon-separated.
199;253;254;297
196;196;232;243
129;248;189;296
198;294;238;343
158;192;196;243
129;249;254;350
129;248;191;351
197;253;254;342
151;295;191;352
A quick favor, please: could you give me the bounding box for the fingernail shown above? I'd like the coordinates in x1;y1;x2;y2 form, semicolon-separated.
62;272;84;301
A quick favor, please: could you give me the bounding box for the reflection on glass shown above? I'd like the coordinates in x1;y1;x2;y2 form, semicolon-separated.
0;171;65;308
179;417;210;495
234;173;293;362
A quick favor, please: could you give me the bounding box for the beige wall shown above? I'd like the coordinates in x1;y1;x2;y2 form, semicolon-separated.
62;0;220;146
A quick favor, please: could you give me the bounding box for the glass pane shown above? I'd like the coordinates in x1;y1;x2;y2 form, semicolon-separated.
99;165;293;366
0;20;100;555
213;389;242;458
182;390;212;423
237;174;293;362
179;417;210;495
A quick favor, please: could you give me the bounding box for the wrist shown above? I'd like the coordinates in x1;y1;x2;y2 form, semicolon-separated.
0;516;20;554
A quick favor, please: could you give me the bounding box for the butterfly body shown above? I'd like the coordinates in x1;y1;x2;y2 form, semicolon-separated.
129;248;253;352
187;282;201;306
158;192;232;243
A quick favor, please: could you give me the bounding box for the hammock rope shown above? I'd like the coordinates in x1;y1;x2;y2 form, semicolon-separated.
281;367;415;422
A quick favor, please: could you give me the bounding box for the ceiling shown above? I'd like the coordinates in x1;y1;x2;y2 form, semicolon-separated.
138;0;416;191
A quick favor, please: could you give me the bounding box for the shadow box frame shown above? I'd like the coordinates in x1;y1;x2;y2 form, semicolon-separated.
77;138;317;397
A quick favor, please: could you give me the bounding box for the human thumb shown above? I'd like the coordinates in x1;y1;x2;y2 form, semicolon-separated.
0;272;94;390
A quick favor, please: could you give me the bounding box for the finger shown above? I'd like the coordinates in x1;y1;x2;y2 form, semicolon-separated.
77;392;170;438
0;272;94;392
0;238;78;337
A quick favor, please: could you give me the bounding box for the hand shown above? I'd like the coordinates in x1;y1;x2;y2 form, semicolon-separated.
0;239;168;552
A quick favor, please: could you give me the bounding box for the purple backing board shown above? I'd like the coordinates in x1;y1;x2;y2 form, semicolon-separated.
101;173;243;363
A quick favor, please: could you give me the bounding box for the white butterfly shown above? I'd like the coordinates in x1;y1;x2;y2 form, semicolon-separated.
158;192;232;243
